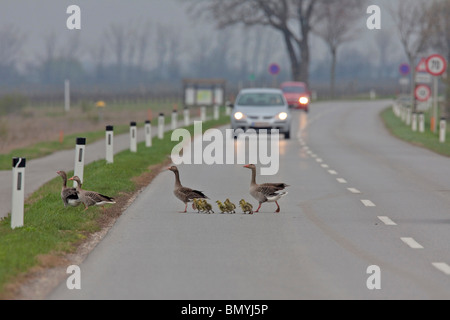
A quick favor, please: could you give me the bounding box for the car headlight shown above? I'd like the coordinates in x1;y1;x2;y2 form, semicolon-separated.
277;112;288;121
234;112;245;120
299;97;309;105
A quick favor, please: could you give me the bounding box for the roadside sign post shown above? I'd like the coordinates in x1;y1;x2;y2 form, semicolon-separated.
158;113;164;139
64;79;70;112
130;122;137;153
11;157;26;229
425;54;447;133
73;138;86;187
269;63;280;87
419;112;425;133
440;118;447;143
184;107;190;126
106;125;114;164
412;112;417;131
145;120;152;147
171;110;178;130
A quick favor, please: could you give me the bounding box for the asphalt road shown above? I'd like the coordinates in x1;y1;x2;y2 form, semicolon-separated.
47;100;450;299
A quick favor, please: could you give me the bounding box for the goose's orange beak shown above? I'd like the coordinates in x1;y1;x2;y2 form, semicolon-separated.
68;177;74;181
243;164;249;168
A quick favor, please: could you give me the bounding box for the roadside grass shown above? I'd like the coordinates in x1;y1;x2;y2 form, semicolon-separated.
0;105;217;171
0;115;230;298
380;107;450;157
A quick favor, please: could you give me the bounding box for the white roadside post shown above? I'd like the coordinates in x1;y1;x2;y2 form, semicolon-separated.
106;125;114;164
73;137;86;188
440;117;447;143
145;120;152;147
225;101;231;116
412;112;417;131
419;112;425;133
64;79;70;112
213;104;219;120
171;109;178;130
158;113;165;139
184;107;190;126
11;157;26;229
201;106;206;122
406;108;412;125
130;122;137;153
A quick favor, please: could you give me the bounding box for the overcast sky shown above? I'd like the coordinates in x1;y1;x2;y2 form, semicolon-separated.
0;0;407;75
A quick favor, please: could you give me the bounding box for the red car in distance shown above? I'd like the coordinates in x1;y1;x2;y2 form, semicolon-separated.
280;81;310;112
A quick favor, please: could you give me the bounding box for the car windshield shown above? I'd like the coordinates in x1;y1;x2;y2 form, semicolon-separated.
237;93;285;106
281;86;306;93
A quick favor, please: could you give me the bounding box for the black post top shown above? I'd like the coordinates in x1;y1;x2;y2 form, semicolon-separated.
130;121;137;126
159;113;164;116
76;137;86;145
145;120;151;124
106;125;114;131
12;157;26;168
441;117;447;121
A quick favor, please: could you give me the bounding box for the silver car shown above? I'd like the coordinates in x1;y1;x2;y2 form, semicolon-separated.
230;88;292;139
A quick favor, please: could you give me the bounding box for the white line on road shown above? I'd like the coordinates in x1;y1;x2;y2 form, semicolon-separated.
316;158;323;163
361;199;376;207
321;164;329;168
432;263;450;275
377;216;397;226
336;178;347;183
328;170;338;175
401;237;424;249
347;188;361;194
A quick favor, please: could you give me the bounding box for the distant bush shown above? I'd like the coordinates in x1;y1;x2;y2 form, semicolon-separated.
0;94;28;115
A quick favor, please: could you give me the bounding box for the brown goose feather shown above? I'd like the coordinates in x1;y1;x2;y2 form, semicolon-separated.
68;176;115;211
57;170;81;207
243;164;289;213
168;166;208;213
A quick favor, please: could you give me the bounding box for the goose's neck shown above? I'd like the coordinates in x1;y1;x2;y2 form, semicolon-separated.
250;167;257;186
174;170;182;188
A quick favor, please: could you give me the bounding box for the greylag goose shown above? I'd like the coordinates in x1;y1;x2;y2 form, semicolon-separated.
68;176;116;211
167;166;209;213
57;170;81;207
243;164;289;213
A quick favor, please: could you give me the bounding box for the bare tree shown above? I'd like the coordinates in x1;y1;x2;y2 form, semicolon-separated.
187;0;321;84
313;0;366;97
390;0;433;111
0;24;25;68
427;0;450;117
104;23;130;83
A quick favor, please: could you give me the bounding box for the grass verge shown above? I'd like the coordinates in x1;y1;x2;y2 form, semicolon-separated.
380;107;450;157
0;115;230;298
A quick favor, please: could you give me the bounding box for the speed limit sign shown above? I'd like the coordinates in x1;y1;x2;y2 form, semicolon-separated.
415;84;431;102
426;54;447;76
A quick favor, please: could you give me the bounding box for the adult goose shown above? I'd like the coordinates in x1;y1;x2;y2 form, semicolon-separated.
243;164;289;213
167;166;209;213
56;170;81;207
68;176;116;211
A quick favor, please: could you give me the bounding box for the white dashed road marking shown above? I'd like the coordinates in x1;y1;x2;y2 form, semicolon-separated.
401;237;424;249
432;263;450;275
347;188;361;194
328;170;338;175
377;216;397;226
336;178;347;183
361;199;376;207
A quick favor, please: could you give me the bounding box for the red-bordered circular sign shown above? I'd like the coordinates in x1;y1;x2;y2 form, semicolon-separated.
426;54;447;76
415;84;431;102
